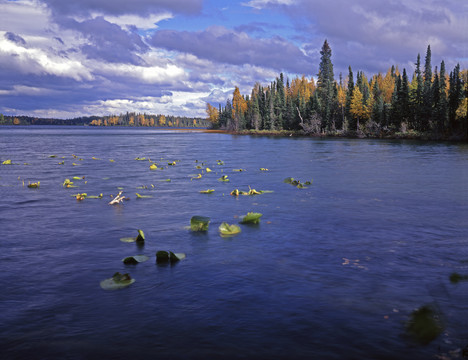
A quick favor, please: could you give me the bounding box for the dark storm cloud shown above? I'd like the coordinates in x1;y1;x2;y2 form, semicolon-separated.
150;26;313;74
60;16;149;64
41;0;203;17
278;0;467;75
4;32;26;46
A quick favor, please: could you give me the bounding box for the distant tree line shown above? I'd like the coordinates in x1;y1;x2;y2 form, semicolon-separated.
208;41;468;140
0;112;209;128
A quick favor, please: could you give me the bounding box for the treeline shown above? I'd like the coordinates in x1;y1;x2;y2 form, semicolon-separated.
209;41;468;140
0;112;209;128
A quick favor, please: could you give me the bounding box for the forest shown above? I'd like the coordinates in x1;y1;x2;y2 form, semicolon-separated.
209;41;468;140
0;112;209;128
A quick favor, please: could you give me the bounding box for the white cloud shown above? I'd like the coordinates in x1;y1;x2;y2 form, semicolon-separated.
95;62;186;84
242;0;295;10
102;12;173;30
0;33;93;81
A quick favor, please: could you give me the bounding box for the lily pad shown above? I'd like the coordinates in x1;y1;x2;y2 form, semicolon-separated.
219;222;241;237
284;177;294;184
136;193;153;199
260;168;269;171
87;194;103;199
233;169;246;172
120;229;145;243
136;229;145;244
200;189;215;194
449;272;468;283
149;164;158;170
190;216;210;231
27;181;40;188
100;272;135;290
240;212;262;224
406;305;443;344
218;175;229;182
135;157;147;161
2;159;12;165
122;255;149;264
156;251;186;264
205;167;212;172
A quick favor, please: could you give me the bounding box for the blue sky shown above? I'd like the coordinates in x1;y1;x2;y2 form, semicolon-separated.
0;0;467;119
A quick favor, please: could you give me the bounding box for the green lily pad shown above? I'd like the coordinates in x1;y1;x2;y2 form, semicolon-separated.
283;177;294;184
87;194;103;199
120;229;145;243
100;272;135;290
122;255;149;264
449;272;468;283
2;159;12;165
27;181;40;188
190;216;210;231
72;176;85;180
240;212;263;224
136;229;145;244
219;222;241;237
156;251;186;264
149;164;158;170
260;168;269;171
406;305;443;344
218;175;229;182
136;193;153;198
48;155;57;158
135;157;147;161
200;189;215;194
233;169;246;172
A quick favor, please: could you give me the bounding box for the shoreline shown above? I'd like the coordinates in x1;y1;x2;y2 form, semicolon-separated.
206;128;468;142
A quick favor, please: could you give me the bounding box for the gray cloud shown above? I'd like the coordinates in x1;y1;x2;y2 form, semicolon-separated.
4;32;26;46
150;25;314;74
41;0;203;17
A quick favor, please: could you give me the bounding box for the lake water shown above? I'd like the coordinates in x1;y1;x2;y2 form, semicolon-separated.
1;126;467;359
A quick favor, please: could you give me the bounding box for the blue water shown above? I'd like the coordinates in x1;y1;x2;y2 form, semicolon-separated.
1;126;467;359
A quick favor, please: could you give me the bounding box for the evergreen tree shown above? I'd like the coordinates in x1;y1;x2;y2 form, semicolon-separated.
346;66;355;129
421;45;433;131
316;39;335;131
448;63;462;133
411;54;424;130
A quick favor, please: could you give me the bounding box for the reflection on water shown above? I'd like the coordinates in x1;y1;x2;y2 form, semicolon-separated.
1;127;467;359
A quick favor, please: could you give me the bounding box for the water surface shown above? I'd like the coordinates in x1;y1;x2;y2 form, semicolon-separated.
1;126;467;359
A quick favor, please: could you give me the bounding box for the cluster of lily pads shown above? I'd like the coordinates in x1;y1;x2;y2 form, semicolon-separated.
190;212;262;237
100;229;187;290
283;177;313;189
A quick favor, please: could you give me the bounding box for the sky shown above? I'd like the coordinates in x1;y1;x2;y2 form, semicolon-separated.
0;0;467;119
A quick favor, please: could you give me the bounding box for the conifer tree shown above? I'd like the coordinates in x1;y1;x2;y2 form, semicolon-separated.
316;40;335;131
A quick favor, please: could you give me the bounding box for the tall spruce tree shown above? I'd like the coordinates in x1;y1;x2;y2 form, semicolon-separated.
316;40;335;131
422;45;433;131
411;53;424;130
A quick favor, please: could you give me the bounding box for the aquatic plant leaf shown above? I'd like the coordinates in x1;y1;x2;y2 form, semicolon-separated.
156;251;186;264
72;176;85;180
406;305;443;344
233;169;246;172
168;161;176;166
200;189;215;194
449;272;468;283
219;222;241;236
205;167;212;172
191;174;202;180
218;175;229;182
230;189;240;196
48;155;57;158
135;157;146;161
149;164;158;170
135;193;153;198
190;216;210;231
27;181;40;188
86;194;103;199
100;272;135;290
283;177;294;184
92;157;100;160
260;168;269;171
2;159;12;165
136;229;145;243
109;159;115;162
240;212;262;224
122;255;149;264
63;179;74;187
120;237;137;243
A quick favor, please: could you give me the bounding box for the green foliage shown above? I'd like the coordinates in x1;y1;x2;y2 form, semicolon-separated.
190;216;210;231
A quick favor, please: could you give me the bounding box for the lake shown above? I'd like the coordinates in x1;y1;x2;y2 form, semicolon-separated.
1;126;467;359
